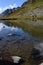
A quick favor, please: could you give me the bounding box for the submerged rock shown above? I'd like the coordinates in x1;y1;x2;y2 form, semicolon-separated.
34;43;43;56
11;56;24;64
11;56;21;63
0;56;24;65
31;48;40;59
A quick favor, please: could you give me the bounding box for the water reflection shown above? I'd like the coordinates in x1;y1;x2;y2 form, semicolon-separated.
0;22;42;42
0;21;43;65
0;22;28;39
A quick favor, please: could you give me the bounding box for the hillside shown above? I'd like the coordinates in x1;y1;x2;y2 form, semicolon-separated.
1;0;43;19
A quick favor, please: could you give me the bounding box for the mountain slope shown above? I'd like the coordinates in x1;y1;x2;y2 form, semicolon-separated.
2;0;43;19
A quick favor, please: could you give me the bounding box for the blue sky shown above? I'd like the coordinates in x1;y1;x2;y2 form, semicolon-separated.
0;0;27;13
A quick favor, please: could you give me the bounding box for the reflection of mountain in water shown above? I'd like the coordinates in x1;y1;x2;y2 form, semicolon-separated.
0;21;43;65
0;22;30;39
0;22;42;41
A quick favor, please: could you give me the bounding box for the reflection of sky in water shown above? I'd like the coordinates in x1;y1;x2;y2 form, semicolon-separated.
0;22;31;40
0;22;42;41
0;22;43;56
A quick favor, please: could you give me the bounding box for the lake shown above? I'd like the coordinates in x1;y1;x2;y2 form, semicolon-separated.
0;20;42;46
0;20;43;65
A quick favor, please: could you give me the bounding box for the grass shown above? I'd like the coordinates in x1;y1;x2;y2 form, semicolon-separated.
1;1;43;19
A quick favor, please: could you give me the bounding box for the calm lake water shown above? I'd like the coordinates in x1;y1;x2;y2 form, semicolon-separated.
0;20;43;52
0;21;43;47
0;21;43;65
0;21;42;42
